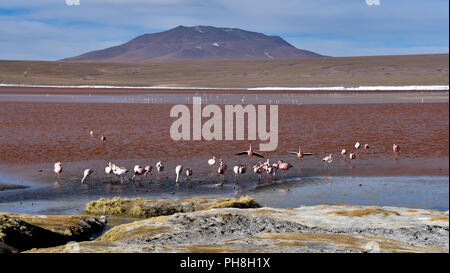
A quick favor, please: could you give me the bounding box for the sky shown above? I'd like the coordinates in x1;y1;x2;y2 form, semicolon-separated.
0;0;448;60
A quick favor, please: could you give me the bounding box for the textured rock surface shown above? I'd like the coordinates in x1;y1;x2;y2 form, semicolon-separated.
27;205;448;253
85;196;260;218
0;213;104;251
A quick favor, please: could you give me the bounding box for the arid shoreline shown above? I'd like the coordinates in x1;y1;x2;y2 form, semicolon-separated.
0;54;448;88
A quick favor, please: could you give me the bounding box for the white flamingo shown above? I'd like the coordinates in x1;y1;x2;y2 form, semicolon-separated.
185;168;193;182
105;162;113;182
321;154;333;170
208;156;216;167
113;166;128;183
132;165;144;182
156;161;164;173
54;162;62;179
393;144;400;153
175;165;183;183
81;169;94;184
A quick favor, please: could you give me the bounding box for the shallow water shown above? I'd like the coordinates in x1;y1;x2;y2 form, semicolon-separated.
0;89;448;214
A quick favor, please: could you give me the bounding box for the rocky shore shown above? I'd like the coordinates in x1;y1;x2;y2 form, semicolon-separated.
1;196;448;253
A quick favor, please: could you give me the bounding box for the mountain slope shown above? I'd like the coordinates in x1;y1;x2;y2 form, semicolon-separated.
63;25;322;61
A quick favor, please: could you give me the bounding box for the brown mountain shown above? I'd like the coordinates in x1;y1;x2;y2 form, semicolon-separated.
63;25;322;61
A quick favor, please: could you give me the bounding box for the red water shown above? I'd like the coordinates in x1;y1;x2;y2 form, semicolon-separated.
0;101;447;165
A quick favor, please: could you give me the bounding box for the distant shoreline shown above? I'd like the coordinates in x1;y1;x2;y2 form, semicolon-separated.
0;83;448;93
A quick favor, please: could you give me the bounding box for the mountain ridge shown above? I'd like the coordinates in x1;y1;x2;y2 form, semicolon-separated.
63;25;322;61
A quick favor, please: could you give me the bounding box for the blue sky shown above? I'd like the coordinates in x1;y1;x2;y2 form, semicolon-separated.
0;0;448;60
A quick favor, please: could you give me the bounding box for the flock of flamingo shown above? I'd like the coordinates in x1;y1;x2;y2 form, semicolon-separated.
52;132;401;186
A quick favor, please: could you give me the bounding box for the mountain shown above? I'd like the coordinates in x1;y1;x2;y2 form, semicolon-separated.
63;25;322;61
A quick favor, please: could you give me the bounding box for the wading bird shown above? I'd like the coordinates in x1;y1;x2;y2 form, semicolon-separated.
156;161;164;173
341;149;347;157
144;165;152;177
113;166;128;183
105;162;114;181
321;154;333;170
355;142;361;149
364;144;370;151
101;135;106;142
253;162;265;181
277;160;293;181
81;169;94;184
208;156;216;167
217;159;227;185
185;168;193;181
54;162;62;179
132;165;144;182
233;164;246;181
286;146;315;158
235;144;264;158
175;165;183;183
393;144;400;153
349;152;356;160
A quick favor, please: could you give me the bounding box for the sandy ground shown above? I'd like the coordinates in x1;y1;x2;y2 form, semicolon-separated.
0;54;448;88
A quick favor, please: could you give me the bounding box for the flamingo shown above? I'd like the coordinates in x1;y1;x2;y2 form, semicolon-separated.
217;159;227;185
156;161;164;173
54;162;62;179
321;154;333;170
277;160;293;181
144;165;153;177
233;164;246;181
286;146;315;158
185;168;193;182
81;169;94;184
235;144;264;158
208;156;216;167
175;165;183;183
132;165;144;182
253;162;265;181
393;144;400;153
113;166;128;183
105;162;114;181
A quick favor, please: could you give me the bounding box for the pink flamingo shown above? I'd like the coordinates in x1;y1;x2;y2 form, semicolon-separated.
235;144;264;158
217;159;227;185
253;162;265;181
144;165;153;177
286;146;315;158
277;160;293;181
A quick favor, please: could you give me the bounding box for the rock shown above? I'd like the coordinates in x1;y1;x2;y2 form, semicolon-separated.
85;196;260;218
26;204;449;253
0;213;105;252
